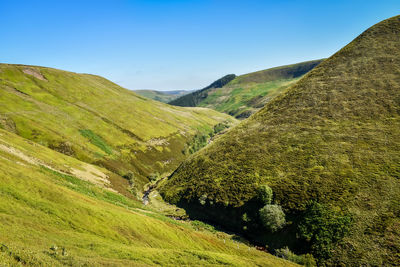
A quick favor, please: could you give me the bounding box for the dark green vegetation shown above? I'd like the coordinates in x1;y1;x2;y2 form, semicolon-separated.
169;74;236;107
161;15;400;265
183;122;231;155
170;60;322;118
134;89;189;103
0;129;295;266
0;63;236;192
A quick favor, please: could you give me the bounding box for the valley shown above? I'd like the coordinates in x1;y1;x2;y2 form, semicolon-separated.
170;60;322;118
134;90;190;103
0;129;293;266
0;4;399;266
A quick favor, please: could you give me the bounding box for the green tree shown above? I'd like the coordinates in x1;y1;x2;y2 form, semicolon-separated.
257;184;273;204
259;204;285;232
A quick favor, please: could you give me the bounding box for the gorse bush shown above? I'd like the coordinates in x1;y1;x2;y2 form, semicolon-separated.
259;204;286;232
298;202;352;263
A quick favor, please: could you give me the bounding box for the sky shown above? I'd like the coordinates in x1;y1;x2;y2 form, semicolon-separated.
0;0;399;91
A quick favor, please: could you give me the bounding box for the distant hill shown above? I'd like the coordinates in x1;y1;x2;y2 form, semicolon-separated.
169;74;237;107
161;15;400;265
0;64;235;191
169;60;322;118
134;89;189;103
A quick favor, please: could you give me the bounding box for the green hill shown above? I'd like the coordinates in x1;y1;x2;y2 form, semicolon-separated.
0;65;296;265
161;15;400;265
170;60;322;118
0;64;236;192
134;89;189;103
0;128;296;266
169;74;236;107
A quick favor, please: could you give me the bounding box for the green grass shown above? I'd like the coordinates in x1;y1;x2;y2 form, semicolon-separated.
79;129;113;155
170;60;322;118
0;63;236;189
39;166;139;210
199;78;301;117
161;15;400;265
0;129;294;266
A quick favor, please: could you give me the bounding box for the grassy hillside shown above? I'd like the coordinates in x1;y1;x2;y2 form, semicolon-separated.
0;64;236;192
134;89;189;103
161;15;400;265
170;60;322;118
0;129;295;266
169;74;236;107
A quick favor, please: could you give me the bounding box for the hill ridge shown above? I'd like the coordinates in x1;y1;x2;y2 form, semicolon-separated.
161;15;400;265
170;60;322;118
0;63;235;192
169;74;236;107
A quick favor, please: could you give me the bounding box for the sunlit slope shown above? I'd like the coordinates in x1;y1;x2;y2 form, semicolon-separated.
161;15;400;265
0;129;294;266
169;74;236;107
199;60;322;118
0;64;235;187
170;60;322;118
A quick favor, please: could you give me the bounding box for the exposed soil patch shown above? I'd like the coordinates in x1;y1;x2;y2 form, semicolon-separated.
147;138;169;146
70;163;111;188
22;68;47;81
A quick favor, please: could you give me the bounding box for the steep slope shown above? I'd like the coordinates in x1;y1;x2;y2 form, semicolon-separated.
170;60;322;118
169;74;236;107
134;89;189;103
0;129;295;266
161;15;400;265
0;64;236;191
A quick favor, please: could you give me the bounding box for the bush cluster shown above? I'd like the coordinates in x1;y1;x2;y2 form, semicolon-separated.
298;201;352;262
259;204;286;232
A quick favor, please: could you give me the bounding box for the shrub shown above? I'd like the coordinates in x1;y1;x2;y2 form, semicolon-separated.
259;204;285;232
213;122;229;134
298;201;352;262
242;213;250;223
257;184;273;204
198;194;207;205
123;171;134;181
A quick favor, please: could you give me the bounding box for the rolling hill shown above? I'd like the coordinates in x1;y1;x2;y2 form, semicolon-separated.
161;15;400;265
0;65;297;265
0;64;236;193
0;128;295;266
134;89;189;103
169;60;322;118
169;74;237;107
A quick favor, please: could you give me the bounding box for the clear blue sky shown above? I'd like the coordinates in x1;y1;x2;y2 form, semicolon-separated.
1;0;399;90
